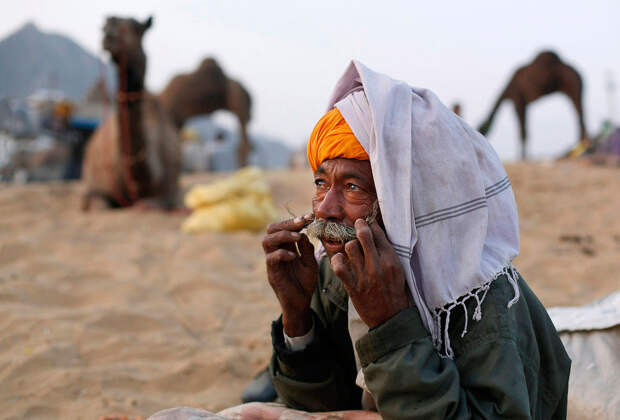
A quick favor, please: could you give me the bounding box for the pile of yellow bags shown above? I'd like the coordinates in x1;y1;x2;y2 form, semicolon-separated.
181;167;278;233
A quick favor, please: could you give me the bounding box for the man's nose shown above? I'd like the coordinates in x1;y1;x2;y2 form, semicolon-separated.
315;188;344;220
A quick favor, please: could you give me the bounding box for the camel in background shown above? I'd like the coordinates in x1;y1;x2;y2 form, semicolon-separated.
159;58;252;167
478;50;587;160
82;16;180;210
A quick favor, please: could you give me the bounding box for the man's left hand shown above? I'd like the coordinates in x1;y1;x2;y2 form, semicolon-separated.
331;219;410;329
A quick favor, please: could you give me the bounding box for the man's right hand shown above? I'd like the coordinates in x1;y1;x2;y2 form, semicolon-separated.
263;214;317;337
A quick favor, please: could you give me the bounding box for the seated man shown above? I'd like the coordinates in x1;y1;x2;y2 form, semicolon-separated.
261;61;570;419
147;61;571;420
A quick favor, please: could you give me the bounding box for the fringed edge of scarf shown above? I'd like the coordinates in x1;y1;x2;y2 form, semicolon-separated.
432;263;520;359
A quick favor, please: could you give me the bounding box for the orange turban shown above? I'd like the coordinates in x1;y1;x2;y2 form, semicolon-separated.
307;107;369;172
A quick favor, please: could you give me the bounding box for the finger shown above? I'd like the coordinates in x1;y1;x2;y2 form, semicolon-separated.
331;252;356;289
266;249;297;268
344;239;366;281
369;220;393;254
354;219;379;262
262;230;302;253
297;233;316;265
266;213;313;234
368;221;406;284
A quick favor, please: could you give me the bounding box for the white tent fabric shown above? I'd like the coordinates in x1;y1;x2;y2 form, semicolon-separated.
548;291;620;332
548;291;620;420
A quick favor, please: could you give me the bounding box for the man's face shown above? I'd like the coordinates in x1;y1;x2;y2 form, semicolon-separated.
312;158;378;258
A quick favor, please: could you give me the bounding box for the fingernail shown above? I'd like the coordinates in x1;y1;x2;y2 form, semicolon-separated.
303;213;314;220
292;232;301;239
294;216;303;224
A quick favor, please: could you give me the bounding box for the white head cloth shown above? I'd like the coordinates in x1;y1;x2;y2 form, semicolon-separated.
324;61;521;361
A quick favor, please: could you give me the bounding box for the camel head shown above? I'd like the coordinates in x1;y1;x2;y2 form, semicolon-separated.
102;16;153;64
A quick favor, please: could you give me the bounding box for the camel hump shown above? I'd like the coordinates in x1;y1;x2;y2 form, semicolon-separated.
199;58;225;76
200;57;220;68
533;50;562;65
193;57;227;91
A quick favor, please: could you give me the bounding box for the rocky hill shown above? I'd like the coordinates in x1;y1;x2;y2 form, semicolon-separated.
0;22;114;100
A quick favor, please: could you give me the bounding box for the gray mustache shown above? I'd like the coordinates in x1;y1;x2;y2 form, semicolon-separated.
305;201;379;244
306;219;358;243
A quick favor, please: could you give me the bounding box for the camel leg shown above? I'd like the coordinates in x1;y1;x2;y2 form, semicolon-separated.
81;190;119;211
561;68;588;142
237;119;251;168
514;99;528;160
156;179;181;210
567;89;587;141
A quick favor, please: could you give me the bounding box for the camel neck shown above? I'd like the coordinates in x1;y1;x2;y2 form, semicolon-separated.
116;50;146;93
115;50;151;200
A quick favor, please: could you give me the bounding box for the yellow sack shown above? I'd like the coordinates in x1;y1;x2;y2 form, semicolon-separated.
182;167;278;233
184;166;271;209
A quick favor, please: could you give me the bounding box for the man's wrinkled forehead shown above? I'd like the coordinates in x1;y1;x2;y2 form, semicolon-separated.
315;158;374;185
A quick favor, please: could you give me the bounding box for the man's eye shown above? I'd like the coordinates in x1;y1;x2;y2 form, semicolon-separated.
347;183;360;191
314;179;326;187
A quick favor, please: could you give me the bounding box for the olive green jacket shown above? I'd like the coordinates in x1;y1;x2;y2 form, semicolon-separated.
269;258;570;419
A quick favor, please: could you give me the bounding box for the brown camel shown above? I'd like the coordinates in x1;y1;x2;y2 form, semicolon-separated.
82;16;180;210
478;50;587;160
159;58;252;167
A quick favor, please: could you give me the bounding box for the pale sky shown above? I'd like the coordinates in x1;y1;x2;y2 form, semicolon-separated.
2;1;619;160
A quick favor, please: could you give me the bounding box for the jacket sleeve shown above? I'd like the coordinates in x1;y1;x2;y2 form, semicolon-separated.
268;300;362;411
356;306;533;420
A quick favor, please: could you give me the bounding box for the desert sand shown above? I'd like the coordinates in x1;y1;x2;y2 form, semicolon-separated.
1;161;618;419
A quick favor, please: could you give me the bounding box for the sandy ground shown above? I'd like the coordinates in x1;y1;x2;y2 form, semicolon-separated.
0;161;619;420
